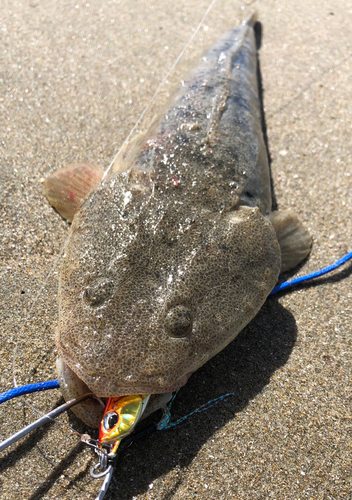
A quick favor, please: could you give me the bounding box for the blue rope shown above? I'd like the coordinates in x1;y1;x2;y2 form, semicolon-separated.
0;380;60;403
0;250;351;409
270;250;352;295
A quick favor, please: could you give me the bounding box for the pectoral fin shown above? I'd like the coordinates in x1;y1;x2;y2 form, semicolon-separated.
44;162;104;222
269;210;312;273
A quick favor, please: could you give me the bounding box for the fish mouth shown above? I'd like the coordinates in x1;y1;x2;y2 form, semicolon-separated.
82;372;190;397
58;349;191;397
56;351;191;427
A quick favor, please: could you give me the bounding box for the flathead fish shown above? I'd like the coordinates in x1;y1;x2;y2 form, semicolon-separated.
44;14;311;427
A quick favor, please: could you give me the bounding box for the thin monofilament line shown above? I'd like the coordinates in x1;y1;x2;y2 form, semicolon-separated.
12;245;67;388
102;0;219;180
11;244;83;436
10;0;218;434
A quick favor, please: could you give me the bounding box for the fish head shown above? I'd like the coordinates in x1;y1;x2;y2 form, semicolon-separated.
56;170;280;426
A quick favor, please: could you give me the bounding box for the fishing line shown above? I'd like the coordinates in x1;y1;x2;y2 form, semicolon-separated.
102;0;219;180
12;245;66;389
270;250;352;294
9;246;82;437
7;0;219;439
0;380;60;404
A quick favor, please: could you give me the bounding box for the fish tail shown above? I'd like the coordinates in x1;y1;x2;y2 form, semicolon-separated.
243;11;258;28
243;11;261;49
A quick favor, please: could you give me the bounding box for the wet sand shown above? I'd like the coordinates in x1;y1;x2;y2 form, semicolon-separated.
0;0;351;498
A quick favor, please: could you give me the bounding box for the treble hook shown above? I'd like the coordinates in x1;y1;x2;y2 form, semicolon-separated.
95;465;114;500
80;434;117;499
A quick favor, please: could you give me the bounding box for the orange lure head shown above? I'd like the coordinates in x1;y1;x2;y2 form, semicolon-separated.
98;394;150;455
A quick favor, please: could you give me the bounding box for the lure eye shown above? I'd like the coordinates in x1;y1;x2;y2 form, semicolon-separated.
164;305;193;338
103;411;119;431
83;278;114;307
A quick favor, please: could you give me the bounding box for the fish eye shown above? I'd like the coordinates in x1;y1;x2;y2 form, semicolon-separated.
164;305;193;338
103;411;119;431
83;278;114;307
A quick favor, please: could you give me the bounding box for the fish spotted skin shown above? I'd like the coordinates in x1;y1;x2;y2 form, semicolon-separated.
55;17;281;422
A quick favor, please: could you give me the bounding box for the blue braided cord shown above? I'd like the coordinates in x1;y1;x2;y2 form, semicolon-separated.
270;250;352;295
161;392;235;430
0;379;60;404
157;405;172;430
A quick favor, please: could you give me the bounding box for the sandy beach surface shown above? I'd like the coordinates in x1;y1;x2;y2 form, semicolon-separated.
1;0;351;498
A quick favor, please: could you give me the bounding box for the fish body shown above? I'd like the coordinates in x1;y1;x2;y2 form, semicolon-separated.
47;17;310;426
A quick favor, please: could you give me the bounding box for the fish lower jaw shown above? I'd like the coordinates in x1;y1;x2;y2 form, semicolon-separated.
84;371;192;397
57;354;191;400
56;355;190;427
